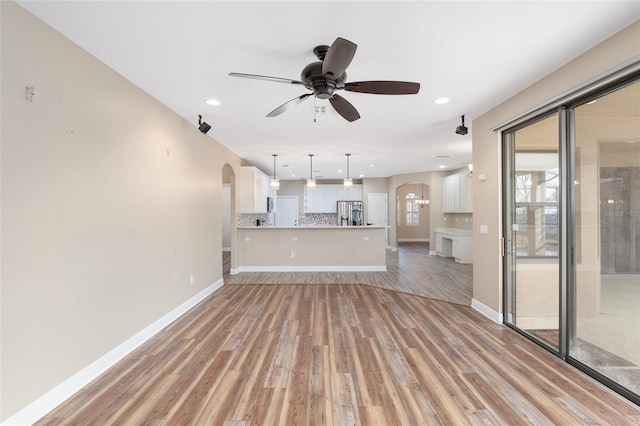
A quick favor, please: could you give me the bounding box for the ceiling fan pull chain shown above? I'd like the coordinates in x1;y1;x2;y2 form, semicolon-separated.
313;96;317;123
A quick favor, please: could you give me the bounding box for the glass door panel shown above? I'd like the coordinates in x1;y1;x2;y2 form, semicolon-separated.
504;114;560;349
570;80;640;396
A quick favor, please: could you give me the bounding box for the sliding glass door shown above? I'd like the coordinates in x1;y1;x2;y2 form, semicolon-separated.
569;79;640;398
503;75;639;403
504;114;560;351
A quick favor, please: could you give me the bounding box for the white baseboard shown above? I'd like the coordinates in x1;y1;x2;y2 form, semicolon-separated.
429;250;437;255
222;247;231;252
397;238;429;242
471;298;503;324
2;279;224;426
386;245;398;251
235;265;386;272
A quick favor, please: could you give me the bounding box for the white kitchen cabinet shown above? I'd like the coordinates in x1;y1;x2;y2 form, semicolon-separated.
435;228;472;264
305;184;362;213
442;172;473;213
240;166;270;213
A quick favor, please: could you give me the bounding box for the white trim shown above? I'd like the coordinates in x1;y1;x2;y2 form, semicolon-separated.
222;247;231;252
236;265;386;272
397;238;429;242
471;298;503;324
429;250;438;255
386;245;398;251
2;279;224;426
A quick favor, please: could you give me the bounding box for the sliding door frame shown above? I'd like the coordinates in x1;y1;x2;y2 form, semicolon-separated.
501;69;640;406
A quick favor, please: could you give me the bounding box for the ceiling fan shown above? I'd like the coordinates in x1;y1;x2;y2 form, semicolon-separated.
229;37;420;122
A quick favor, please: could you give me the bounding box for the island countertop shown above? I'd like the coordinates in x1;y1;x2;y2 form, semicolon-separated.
234;226;387;273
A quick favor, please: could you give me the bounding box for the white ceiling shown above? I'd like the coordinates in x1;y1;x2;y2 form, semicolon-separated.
17;1;640;181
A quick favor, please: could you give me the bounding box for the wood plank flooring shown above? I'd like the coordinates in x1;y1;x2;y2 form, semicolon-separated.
225;242;473;305
37;283;640;425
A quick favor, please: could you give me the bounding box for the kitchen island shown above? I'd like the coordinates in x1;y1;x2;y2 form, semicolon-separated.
234;226;387;272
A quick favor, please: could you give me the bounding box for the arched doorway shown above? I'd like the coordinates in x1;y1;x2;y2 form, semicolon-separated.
395;182;430;248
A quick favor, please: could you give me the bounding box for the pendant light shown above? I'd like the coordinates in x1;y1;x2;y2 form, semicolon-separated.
306;154;316;190
344;153;353;189
270;154;280;190
416;184;429;207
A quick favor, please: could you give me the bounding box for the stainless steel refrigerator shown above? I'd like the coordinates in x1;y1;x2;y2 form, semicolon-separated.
337;201;363;226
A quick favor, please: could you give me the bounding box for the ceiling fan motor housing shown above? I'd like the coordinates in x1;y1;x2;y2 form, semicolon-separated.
301;61;346;99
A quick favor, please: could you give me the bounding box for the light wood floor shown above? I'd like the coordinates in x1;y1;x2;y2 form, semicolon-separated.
37;283;640;425
225;242;473;305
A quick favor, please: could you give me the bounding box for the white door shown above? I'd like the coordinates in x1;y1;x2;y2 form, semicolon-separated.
276;196;298;226
367;193;388;243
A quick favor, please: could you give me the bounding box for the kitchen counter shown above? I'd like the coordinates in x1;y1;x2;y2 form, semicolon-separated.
435;227;473;236
435;228;473;264
237;225;388;229
234;226;386;272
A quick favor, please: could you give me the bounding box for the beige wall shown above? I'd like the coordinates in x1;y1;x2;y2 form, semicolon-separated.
472;20;640;315
396;183;430;240
1;2;241;420
388;171;445;249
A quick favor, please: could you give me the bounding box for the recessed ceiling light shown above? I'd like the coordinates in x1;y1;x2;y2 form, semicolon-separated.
359;174;365;177
369;163;376;167
206;98;221;106
434;97;450;104
290;174;296;178
439;165;446;169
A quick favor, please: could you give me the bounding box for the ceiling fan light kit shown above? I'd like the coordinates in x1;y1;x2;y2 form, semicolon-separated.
229;37;420;122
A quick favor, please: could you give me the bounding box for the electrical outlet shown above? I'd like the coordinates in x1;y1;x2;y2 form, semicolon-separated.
189;275;194;284
363;236;369;241
290;250;295;258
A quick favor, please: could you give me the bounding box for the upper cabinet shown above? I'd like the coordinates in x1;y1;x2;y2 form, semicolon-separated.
240;166;270;213
304;184;363;213
442;172;473;213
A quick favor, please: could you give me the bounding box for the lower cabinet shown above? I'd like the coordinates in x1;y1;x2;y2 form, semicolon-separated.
435;228;472;264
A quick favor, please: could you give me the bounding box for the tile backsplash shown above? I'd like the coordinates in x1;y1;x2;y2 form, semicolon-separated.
237;213;338;226
298;213;337;226
237;213;269;227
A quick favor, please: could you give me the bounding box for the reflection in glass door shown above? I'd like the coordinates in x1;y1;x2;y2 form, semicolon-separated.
504;114;560;350
569;79;640;398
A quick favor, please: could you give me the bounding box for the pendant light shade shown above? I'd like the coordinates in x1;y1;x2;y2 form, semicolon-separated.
344;153;353;189
270;154;280;190
306;154;316;190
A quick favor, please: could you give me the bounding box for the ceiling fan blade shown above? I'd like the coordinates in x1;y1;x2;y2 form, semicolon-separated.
329;94;360;122
322;37;357;79
229;72;304;85
266;93;313;117
344;81;420;95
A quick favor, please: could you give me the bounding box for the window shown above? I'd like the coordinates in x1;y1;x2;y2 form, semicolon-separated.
514;167;559;257
405;192;419;225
